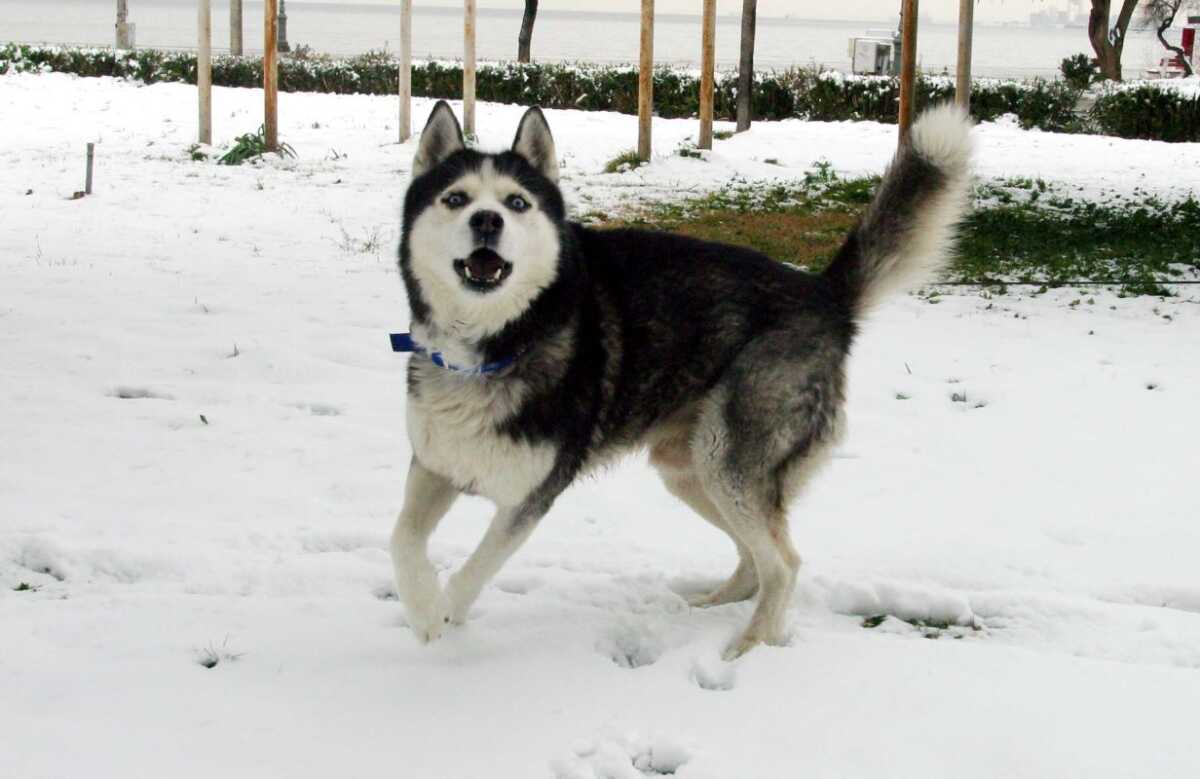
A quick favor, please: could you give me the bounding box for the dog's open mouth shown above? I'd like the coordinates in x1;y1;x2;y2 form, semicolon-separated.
453;248;513;292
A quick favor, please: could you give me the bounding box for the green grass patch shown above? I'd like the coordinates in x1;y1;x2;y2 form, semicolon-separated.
219;126;297;166
958;181;1199;295
603;150;645;174
599;167;1200;296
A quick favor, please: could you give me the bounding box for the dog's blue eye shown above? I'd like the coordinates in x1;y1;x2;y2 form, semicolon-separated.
443;192;468;209
506;194;530;212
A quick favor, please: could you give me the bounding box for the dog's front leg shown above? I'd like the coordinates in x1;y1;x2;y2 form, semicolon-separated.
391;457;460;643
444;502;547;625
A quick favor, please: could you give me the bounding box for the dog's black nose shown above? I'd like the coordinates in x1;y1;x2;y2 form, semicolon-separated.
469;209;504;241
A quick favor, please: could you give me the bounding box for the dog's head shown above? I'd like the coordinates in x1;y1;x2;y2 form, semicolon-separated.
400;101;567;343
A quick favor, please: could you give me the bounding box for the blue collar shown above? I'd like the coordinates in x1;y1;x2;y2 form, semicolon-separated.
390;333;516;376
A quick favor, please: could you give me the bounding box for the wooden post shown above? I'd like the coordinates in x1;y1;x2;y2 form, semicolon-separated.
464;0;477;138
230;0;243;57
399;0;412;142
736;0;757;132
264;0;279;152
698;0;716;149
898;0;919;143
85;143;95;195
955;0;974;110
198;0;212;145
638;0;654;161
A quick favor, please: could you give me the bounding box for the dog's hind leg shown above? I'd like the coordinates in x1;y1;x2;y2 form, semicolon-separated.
712;495;801;661
697;446;801;660
650;437;758;607
444;501;549;625
392;457;460;643
694;336;845;660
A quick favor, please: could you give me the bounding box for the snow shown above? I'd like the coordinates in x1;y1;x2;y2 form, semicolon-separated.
1100;74;1200;98
2;72;1200;778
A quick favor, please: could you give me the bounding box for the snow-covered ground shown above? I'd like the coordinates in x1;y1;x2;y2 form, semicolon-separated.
2;73;1199;779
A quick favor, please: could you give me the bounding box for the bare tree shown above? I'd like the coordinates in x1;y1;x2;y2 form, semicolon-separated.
1088;0;1141;80
116;0;133;49
518;0;538;63
1143;0;1196;76
736;0;757;132
230;0;243;56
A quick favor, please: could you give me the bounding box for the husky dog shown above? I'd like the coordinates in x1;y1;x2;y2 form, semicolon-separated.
392;100;972;659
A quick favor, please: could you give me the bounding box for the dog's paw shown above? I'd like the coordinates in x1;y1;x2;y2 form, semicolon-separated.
686;584;757;609
721;634;760;661
413;618;447;644
442;575;476;626
405;593;452;644
685;563;758;608
688;590;737;609
722;626;791;661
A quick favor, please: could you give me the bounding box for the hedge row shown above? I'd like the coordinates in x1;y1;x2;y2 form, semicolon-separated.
2;44;1197;141
1089;82;1200;143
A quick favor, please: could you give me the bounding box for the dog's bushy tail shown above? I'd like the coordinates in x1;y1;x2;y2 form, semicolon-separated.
824;104;973;315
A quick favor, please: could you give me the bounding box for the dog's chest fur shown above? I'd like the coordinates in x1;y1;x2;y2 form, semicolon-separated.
406;363;556;507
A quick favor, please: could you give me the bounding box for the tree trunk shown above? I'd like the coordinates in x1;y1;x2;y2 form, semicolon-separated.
116;0;133;49
230;0;243;57
518;0;538;63
1088;0;1139;81
955;0;974;110
1156;16;1195;76
736;0;756;132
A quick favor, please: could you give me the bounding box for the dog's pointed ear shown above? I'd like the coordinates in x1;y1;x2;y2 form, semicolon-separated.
512;106;558;183
413;101;465;179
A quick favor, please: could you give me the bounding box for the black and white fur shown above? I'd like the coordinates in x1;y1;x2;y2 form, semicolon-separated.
392;101;973;659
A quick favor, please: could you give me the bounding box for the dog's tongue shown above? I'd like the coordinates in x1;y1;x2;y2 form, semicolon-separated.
466;249;505;278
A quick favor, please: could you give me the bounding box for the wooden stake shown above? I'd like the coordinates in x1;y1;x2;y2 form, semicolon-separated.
698;0;716;149
400;0;412;142
898;0;919;143
464;0;477;138
85;143;95;195
264;0;279;152
230;0;243;57
198;0;213;146
736;0;757;133
638;0;654;162
955;0;974;110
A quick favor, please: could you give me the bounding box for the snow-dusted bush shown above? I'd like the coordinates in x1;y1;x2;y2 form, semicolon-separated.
2;43;1194;140
1090;79;1200;142
786;69;1081;131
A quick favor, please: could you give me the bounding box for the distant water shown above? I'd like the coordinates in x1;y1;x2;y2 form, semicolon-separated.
0;0;1169;79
